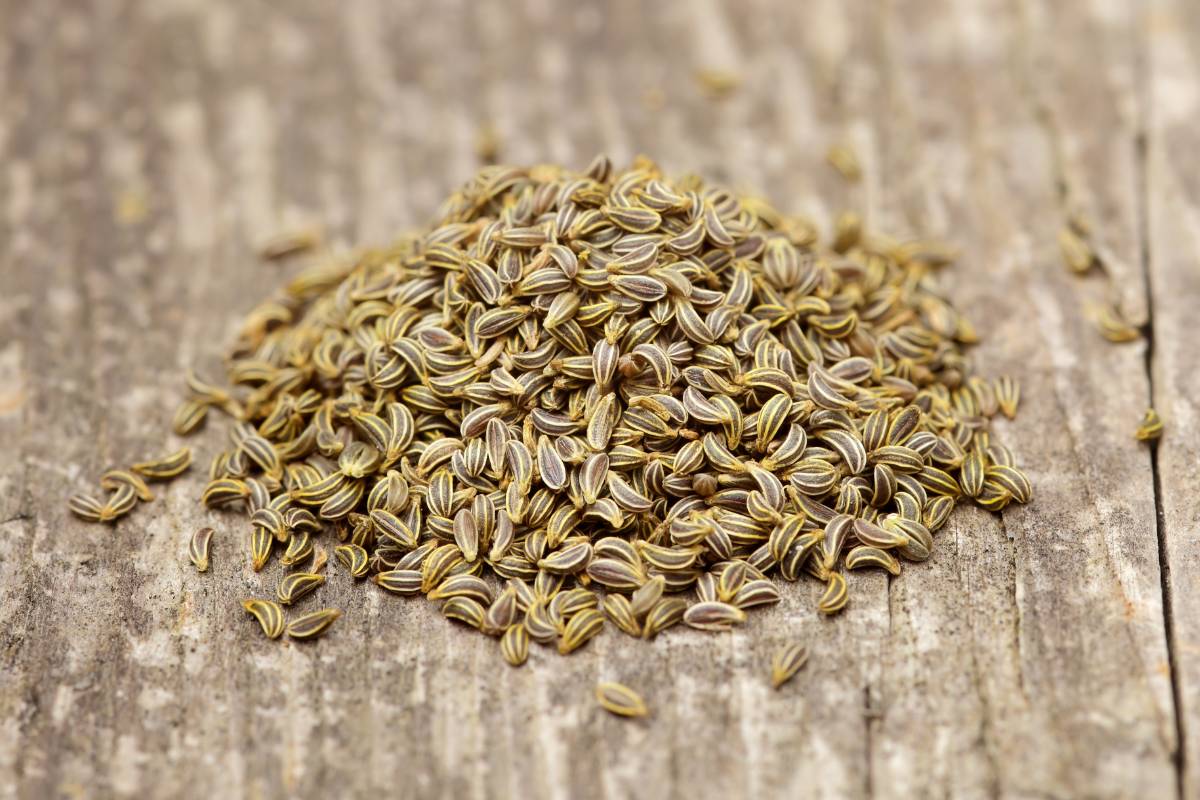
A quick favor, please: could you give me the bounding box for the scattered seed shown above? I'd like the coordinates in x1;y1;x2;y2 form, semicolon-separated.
770;643;809;689
595;681;649;718
1136;408;1163;442
131;447;192;480
241;598;285;639
189;527;213;572
286;608;341;640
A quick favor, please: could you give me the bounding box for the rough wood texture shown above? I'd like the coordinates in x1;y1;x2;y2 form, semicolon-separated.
0;1;1194;798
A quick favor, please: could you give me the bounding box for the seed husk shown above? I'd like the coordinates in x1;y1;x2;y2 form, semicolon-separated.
595;681;649;718
770;643;809;689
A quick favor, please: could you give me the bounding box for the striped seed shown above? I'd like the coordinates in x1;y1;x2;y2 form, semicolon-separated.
189;527;214;572
595;681;649;718
286;608;341;640
241;598;285;639
770;643;809;689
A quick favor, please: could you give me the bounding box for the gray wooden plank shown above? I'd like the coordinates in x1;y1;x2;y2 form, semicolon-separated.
0;1;1187;798
868;0;1175;797
1145;0;1200;797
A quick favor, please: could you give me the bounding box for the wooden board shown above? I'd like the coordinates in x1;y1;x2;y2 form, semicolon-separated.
0;1;1193;797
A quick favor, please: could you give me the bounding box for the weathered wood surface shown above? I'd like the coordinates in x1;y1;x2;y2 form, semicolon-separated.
0;1;1194;798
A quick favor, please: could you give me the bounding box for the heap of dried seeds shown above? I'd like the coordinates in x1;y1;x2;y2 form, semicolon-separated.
71;155;1031;660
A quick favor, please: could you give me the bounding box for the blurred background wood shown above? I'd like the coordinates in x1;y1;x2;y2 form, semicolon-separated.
0;0;1194;797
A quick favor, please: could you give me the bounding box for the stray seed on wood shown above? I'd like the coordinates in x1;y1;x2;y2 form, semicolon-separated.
190;527;213;572
595;682;649;718
131;447;192;480
286;608;341;640
1135;408;1163;442
257;226;322;261
770;643;809;689
242;598;285;639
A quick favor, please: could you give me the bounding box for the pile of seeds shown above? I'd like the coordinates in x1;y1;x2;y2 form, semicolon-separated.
70;155;1031;663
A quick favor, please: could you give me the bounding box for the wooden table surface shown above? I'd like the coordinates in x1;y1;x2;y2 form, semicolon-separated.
2;1;1198;798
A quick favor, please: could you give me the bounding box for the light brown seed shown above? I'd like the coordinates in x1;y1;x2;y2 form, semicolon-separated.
770;642;809;689
189;527;213;572
132;447;193;480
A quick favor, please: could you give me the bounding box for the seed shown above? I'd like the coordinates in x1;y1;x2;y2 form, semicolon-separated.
250;526;273;572
443;596;486;629
428;574;493;605
595;681;649;718
334;544;370;578
826;143;861;182
558;608;605;654
373;570;423;595
1136;408;1163;441
100;470;154;502
845;545;901;576
643;597;687;639
1091;302;1140;343
257;226;322;261
683;601;746;632
71;157;1033;670
68;492;106;523
1059;227;1095;274
131;447;192;480
172;399;209;435
818;573;849;615
603;594;643;637
277;572;325;604
189;527;214;572
241;598;285;639
501;624;529;666
770;643;809;689
92;483;137;522
286;608;341;640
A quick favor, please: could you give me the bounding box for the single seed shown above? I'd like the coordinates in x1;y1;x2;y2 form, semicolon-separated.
286;608;341;640
1135;408;1163;441
595;681;649;718
131;447;192;480
189;527;213;572
241;598;285;639
770;643;809;689
277;572;325;605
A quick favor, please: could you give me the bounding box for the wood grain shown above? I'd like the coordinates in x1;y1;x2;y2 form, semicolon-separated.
0;1;1194;798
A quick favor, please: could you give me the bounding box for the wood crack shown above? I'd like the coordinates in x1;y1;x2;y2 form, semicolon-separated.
1136;18;1186;796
